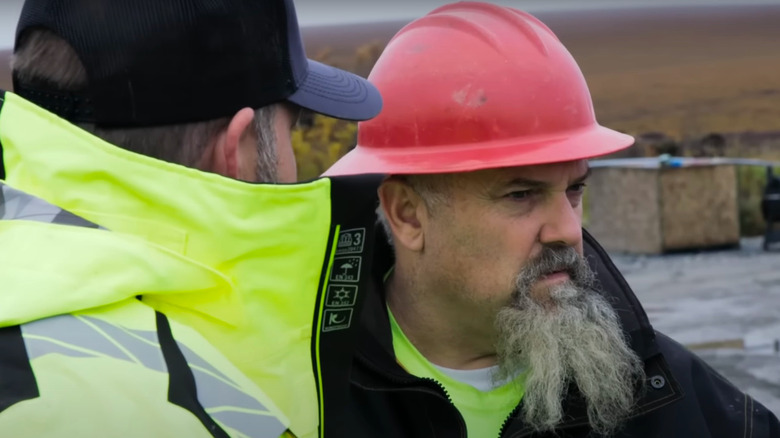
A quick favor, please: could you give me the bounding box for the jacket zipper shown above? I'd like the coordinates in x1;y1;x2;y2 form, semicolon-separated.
411;377;469;438
356;354;468;437
361;349;528;438
423;377;453;403
497;404;521;438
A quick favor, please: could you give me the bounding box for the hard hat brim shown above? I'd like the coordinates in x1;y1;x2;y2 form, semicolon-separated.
323;125;634;176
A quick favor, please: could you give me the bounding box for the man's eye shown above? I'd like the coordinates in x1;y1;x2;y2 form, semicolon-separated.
568;183;587;194
507;190;533;200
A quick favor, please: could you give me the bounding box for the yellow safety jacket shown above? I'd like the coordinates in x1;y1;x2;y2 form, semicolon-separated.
0;91;380;437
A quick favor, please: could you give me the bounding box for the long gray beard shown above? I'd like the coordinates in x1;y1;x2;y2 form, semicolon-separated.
494;246;645;435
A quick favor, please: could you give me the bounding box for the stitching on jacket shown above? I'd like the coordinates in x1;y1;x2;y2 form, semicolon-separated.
634;391;680;414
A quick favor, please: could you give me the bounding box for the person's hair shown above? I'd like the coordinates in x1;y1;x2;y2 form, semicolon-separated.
12;29;278;179
376;173;453;246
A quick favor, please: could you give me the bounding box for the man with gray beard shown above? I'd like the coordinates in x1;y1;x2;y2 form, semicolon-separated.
322;2;779;437
495;245;645;434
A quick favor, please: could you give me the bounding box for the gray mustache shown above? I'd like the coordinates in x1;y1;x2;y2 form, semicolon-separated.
518;246;586;285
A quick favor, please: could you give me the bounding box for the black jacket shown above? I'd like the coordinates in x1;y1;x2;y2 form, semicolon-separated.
332;229;780;438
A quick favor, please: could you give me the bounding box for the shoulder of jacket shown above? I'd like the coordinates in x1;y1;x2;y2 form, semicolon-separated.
654;331;780;437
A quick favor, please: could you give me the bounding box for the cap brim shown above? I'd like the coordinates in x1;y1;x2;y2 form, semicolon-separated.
287;60;382;122
323;125;635;176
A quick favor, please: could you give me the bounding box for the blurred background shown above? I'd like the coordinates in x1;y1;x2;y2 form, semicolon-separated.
1;0;779;412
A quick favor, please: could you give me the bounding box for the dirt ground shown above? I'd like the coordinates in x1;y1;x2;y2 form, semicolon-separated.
610;236;780;414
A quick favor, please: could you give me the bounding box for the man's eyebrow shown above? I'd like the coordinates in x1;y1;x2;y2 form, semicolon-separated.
505;177;549;189
504;167;592;188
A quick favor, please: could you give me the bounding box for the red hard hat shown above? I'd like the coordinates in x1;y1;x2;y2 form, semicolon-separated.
324;2;633;176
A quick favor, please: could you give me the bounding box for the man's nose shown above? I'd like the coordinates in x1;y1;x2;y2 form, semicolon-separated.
538;193;583;249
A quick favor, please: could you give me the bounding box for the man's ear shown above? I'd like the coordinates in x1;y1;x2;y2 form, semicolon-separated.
378;178;427;252
208;107;255;179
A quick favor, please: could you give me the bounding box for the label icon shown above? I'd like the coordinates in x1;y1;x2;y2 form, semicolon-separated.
336;228;366;255
330;256;362;283
322;308;354;332
326;285;358;307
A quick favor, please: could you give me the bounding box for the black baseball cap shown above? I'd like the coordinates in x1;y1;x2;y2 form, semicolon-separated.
13;0;382;127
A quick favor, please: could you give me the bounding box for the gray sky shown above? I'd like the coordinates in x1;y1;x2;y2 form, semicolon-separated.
1;0;776;49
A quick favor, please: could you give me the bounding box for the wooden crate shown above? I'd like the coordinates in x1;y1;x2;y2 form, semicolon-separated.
587;164;740;254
